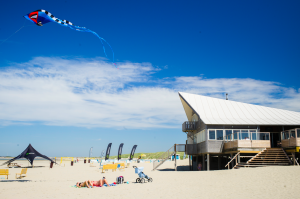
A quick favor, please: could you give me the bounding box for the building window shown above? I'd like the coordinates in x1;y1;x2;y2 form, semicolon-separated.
250;130;257;140
290;130;296;138
208;128;257;141
216;130;224;140
233;130;239;140
284;131;290;139
209;130;215;140
297;129;300;138
259;133;270;140
239;130;250;140
225;130;232;141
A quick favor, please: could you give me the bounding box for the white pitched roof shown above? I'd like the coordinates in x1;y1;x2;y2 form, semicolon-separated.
179;92;300;125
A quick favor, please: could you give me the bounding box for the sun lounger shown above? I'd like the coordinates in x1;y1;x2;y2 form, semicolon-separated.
0;169;10;179
15;168;27;179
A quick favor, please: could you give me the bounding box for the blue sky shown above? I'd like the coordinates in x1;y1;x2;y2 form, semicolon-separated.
0;0;300;157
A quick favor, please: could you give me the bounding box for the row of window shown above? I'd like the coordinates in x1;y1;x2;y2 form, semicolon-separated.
208;129;258;140
193;129;274;143
281;129;300;140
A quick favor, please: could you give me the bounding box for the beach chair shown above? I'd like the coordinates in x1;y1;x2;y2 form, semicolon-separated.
90;163;96;167
117;163;125;171
101;164;117;173
0;169;10;179
15;168;27;179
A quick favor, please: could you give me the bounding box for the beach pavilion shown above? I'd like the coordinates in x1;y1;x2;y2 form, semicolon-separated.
179;92;300;170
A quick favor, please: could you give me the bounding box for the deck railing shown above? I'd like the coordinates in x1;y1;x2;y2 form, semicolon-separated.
152;144;186;170
281;128;300;148
225;152;240;169
182;121;197;132
153;145;175;170
223;132;270;150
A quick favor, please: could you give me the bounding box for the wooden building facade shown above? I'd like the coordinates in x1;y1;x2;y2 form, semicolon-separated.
179;92;300;170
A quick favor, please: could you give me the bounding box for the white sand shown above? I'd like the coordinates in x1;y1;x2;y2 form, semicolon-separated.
1;159;300;199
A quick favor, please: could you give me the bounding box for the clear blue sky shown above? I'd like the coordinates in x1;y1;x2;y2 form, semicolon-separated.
0;0;299;157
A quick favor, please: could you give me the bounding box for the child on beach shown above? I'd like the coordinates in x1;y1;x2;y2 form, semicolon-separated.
76;177;110;188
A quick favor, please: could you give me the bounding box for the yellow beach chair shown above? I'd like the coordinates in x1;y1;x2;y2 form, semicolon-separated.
117;163;125;171
0;169;10;179
16;168;27;179
101;164;117;173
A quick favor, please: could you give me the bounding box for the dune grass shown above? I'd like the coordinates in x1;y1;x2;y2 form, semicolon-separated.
108;152;186;160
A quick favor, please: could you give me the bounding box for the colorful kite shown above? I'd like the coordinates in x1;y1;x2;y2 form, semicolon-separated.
24;9;115;66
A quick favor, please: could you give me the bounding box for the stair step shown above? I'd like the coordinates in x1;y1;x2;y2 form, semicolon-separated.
249;162;290;164
258;155;287;157
248;162;289;165
265;148;283;150
258;157;287;158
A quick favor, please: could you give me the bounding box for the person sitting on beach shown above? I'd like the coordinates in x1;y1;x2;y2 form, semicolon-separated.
76;177;110;188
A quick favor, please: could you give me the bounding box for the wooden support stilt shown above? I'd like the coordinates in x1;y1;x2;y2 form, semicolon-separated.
174;144;177;171
207;154;210;171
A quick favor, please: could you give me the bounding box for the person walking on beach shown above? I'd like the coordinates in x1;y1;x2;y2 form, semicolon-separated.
76;177;110;188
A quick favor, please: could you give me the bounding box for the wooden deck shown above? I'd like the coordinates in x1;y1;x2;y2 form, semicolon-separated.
281;138;300;148
281;128;300;148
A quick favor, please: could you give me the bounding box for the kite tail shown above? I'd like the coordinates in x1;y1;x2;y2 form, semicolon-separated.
90;31;115;66
64;23;116;67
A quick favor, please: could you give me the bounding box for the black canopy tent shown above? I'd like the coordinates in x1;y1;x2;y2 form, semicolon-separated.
1;144;55;166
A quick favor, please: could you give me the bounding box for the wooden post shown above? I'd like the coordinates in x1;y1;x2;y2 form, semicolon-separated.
207;153;210;171
189;155;191;171
230;153;233;168
293;153;295;165
238;154;240;163
174;144;177;171
202;155;205;171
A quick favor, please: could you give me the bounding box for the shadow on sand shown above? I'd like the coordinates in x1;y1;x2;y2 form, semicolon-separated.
21;166;45;168
0;180;31;182
157;165;190;171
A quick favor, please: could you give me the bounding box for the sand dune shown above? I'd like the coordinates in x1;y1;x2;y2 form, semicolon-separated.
1;159;300;199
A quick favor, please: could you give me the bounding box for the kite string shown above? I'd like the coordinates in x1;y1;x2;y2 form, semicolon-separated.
0;20;31;46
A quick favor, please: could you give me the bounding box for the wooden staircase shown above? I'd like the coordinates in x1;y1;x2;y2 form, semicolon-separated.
235;148;292;169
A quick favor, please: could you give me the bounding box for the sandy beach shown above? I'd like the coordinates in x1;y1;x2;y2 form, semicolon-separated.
1;159;300;199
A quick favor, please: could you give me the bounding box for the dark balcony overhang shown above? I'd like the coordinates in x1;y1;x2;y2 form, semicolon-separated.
182;121;197;132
